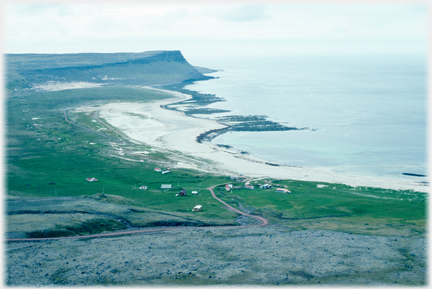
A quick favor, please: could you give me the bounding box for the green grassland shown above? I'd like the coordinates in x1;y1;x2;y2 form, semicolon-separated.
6;85;239;231
5;85;427;238
214;180;426;236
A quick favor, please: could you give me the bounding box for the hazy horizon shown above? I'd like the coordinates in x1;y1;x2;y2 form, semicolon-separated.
4;2;428;66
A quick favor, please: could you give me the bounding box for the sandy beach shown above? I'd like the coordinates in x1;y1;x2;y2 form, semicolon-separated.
75;87;429;192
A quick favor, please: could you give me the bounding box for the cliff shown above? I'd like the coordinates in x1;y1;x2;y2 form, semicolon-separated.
6;50;213;90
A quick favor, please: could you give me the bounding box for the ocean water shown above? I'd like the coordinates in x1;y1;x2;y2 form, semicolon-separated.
185;55;427;181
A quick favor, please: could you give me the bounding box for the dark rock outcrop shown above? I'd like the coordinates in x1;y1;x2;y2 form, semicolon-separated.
6;50;213;89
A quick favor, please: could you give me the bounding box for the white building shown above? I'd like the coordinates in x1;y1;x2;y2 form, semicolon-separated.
193;205;202;211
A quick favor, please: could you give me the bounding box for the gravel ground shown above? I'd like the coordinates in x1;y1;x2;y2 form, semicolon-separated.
5;225;426;286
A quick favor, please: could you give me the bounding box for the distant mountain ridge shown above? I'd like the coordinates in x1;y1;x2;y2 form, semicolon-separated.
6;50;214;90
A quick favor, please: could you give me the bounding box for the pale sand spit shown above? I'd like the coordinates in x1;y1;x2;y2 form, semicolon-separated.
75;88;428;192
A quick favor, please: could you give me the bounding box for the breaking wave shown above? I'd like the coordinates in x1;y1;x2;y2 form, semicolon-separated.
32;81;105;92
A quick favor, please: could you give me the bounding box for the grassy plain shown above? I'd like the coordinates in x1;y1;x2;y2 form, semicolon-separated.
214;181;426;236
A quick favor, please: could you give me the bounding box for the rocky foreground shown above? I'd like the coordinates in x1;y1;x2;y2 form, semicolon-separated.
5;225;426;286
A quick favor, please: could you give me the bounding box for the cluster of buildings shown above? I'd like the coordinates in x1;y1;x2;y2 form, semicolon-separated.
224;182;291;193
154;167;171;174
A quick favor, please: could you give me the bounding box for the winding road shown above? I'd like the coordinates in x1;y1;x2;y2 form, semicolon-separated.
207;185;268;226
6;185;268;242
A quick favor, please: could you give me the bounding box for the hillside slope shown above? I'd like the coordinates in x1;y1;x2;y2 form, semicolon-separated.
5;50;213;90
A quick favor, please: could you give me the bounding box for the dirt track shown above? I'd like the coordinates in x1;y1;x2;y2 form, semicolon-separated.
5;189;427;286
208;185;268;226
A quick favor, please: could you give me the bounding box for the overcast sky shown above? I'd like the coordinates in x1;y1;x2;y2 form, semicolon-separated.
3;2;428;64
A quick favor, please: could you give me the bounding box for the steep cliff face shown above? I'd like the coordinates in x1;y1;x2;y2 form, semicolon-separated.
6;50;213;90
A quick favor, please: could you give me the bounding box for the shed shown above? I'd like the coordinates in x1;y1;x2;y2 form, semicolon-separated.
161;184;172;189
244;185;255;190
86;178;98;182
276;188;291;193
191;191;198;195
260;184;272;189
139;186;148;190
193;205;202;212
154;167;162;172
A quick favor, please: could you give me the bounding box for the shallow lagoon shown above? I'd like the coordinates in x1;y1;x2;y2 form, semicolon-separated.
186;54;427;180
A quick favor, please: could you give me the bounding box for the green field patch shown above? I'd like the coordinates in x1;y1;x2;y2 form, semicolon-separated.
26;218;127;238
215;179;426;236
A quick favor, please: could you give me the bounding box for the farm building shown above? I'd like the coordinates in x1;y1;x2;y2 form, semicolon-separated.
162;169;171;174
161;184;172;189
276;188;291;193
179;189;187;196
154;167;162;172
193;205;202;211
139;186;148;190
191;191;198;195
260;184;272;189
86;178;98;182
244;185;255;190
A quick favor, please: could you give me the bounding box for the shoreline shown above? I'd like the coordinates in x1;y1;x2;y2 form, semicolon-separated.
75;87;429;193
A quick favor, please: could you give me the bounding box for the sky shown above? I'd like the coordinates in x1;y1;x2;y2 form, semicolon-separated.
2;1;429;65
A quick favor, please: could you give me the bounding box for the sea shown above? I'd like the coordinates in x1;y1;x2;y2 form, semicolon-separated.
185;54;428;182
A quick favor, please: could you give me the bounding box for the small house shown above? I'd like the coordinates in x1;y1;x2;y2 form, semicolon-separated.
191;191;198;195
276;188;291;193
86;178;98;182
244;185;254;190
161;184;172;189
193;205;202;212
162;169;171;174
154;167;162;172
179;189;186;196
139;186;148;190
260;184;272;189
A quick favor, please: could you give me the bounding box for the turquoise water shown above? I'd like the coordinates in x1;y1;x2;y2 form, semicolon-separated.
185;55;427;180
